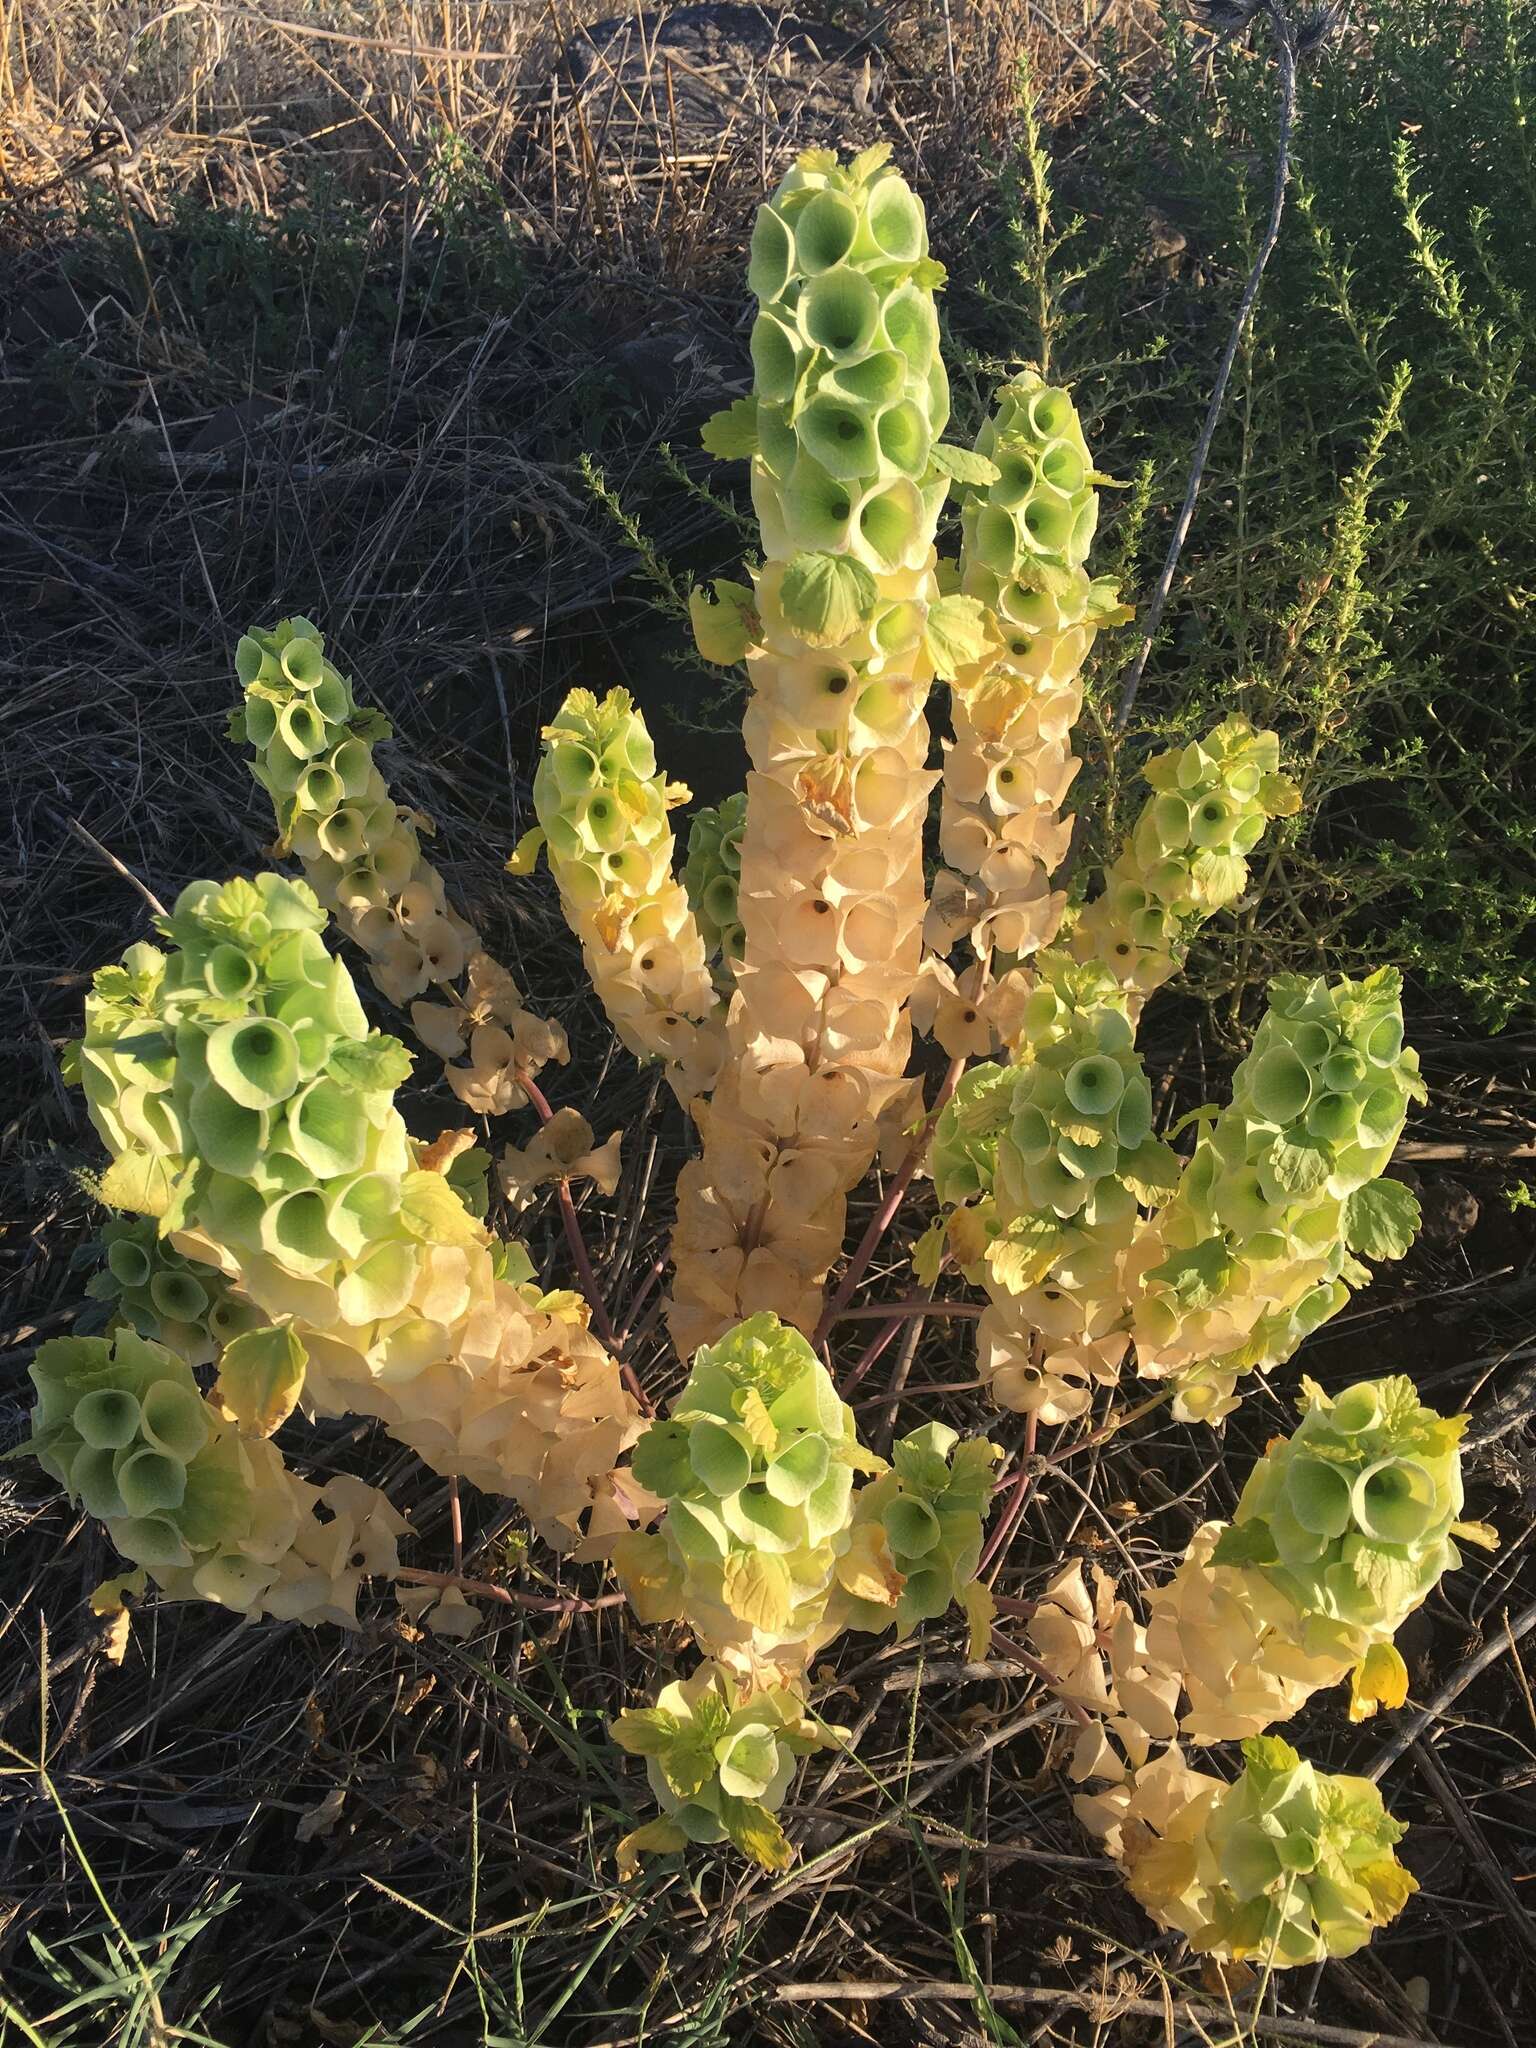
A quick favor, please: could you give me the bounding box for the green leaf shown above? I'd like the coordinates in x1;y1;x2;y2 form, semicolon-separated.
1350;1541;1418;1608
350;707;394;745
721;1550;793;1632
1211;1519;1280;1568
615;1816;687;1878
504;825;546;876
1268;1133;1332;1198
610;1706;681;1758
498;1239;537;1287
779;552;878;646
98;1152;177;1219
717;1793;793;1871
399;1169;484;1248
1240;1733;1302;1789
700;396;759;460
923;593;994;680
1343;1179;1421;1261
326;1032;414;1094
689;579;756;667
1258;771;1303;817
927;443;1001;487
216;1322;307;1437
443;1144;492;1220
986;1217;1062;1294
849;141;893;181
1149;1235;1234;1309
1190;849;1248;907
911;1218;947;1290
1117;1137;1182;1206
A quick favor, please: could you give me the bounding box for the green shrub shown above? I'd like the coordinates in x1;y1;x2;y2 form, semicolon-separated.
966;0;1536;1026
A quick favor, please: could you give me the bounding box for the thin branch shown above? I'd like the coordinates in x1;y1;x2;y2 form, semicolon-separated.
771;1981;1452;2047
813;1055;967;1349
517;1070;651;1414
1111;0;1300;736
395;1566;625;1616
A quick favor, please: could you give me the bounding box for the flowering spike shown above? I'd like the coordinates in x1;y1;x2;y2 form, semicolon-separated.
62;874;645;1559
26;1330;408;1626
929;374;1130;990
532;687;723;1102
232;618;568;1116
1070;716;1300;1011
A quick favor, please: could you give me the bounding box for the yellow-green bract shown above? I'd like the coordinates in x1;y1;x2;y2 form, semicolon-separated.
1125;1738;1416;1967
612;1312;876;1664
610;1660;839;1872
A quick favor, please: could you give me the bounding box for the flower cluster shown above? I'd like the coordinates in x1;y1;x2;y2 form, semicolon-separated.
837;1421;998;1641
931;958;1421;1430
1131;968;1426;1421
1070;718;1300;1010
930;373;1129;975
611;1660;840;1873
26;1331;408;1625
1119;1740;1417;1969
933;957;1172;1424
613;1312;873;1670
683;791;748;972
232;617;565;1116
610;1314;998;1867
530;687;722;1103
67;875;645;1566
1176;1373;1478;1725
1026;1377;1481;1964
669;144;969;1355
86;1215;261;1366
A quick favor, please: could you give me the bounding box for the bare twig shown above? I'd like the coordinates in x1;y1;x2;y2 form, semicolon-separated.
771;1980;1453;2046
1363;1596;1536;1778
395;1566;625;1617
1111;0;1300;736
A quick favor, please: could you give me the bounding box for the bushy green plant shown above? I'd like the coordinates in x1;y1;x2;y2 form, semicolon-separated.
971;0;1536;1023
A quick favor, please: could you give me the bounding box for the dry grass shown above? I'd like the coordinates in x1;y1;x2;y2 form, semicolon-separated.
3;6;1535;2044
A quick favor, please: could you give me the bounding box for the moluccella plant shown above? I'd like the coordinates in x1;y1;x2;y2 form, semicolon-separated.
28;142;1473;1971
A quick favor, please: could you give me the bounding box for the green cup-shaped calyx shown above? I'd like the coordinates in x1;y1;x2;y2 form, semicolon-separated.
610;1660;836;1869
615;1313;874;1655
1194;1739;1416;1965
684;792;748;966
1222;1374;1470;1637
26;1331;250;1565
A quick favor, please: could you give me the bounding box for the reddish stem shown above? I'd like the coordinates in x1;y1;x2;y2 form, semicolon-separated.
850;1377;987;1409
839;1310;907;1399
812;1053;968;1349
617;1254;667;1343
979;1410;1039;1580
397;1564;626;1616
989;1627;1091;1727
834;1298;981;1322
517;1071;652;1415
